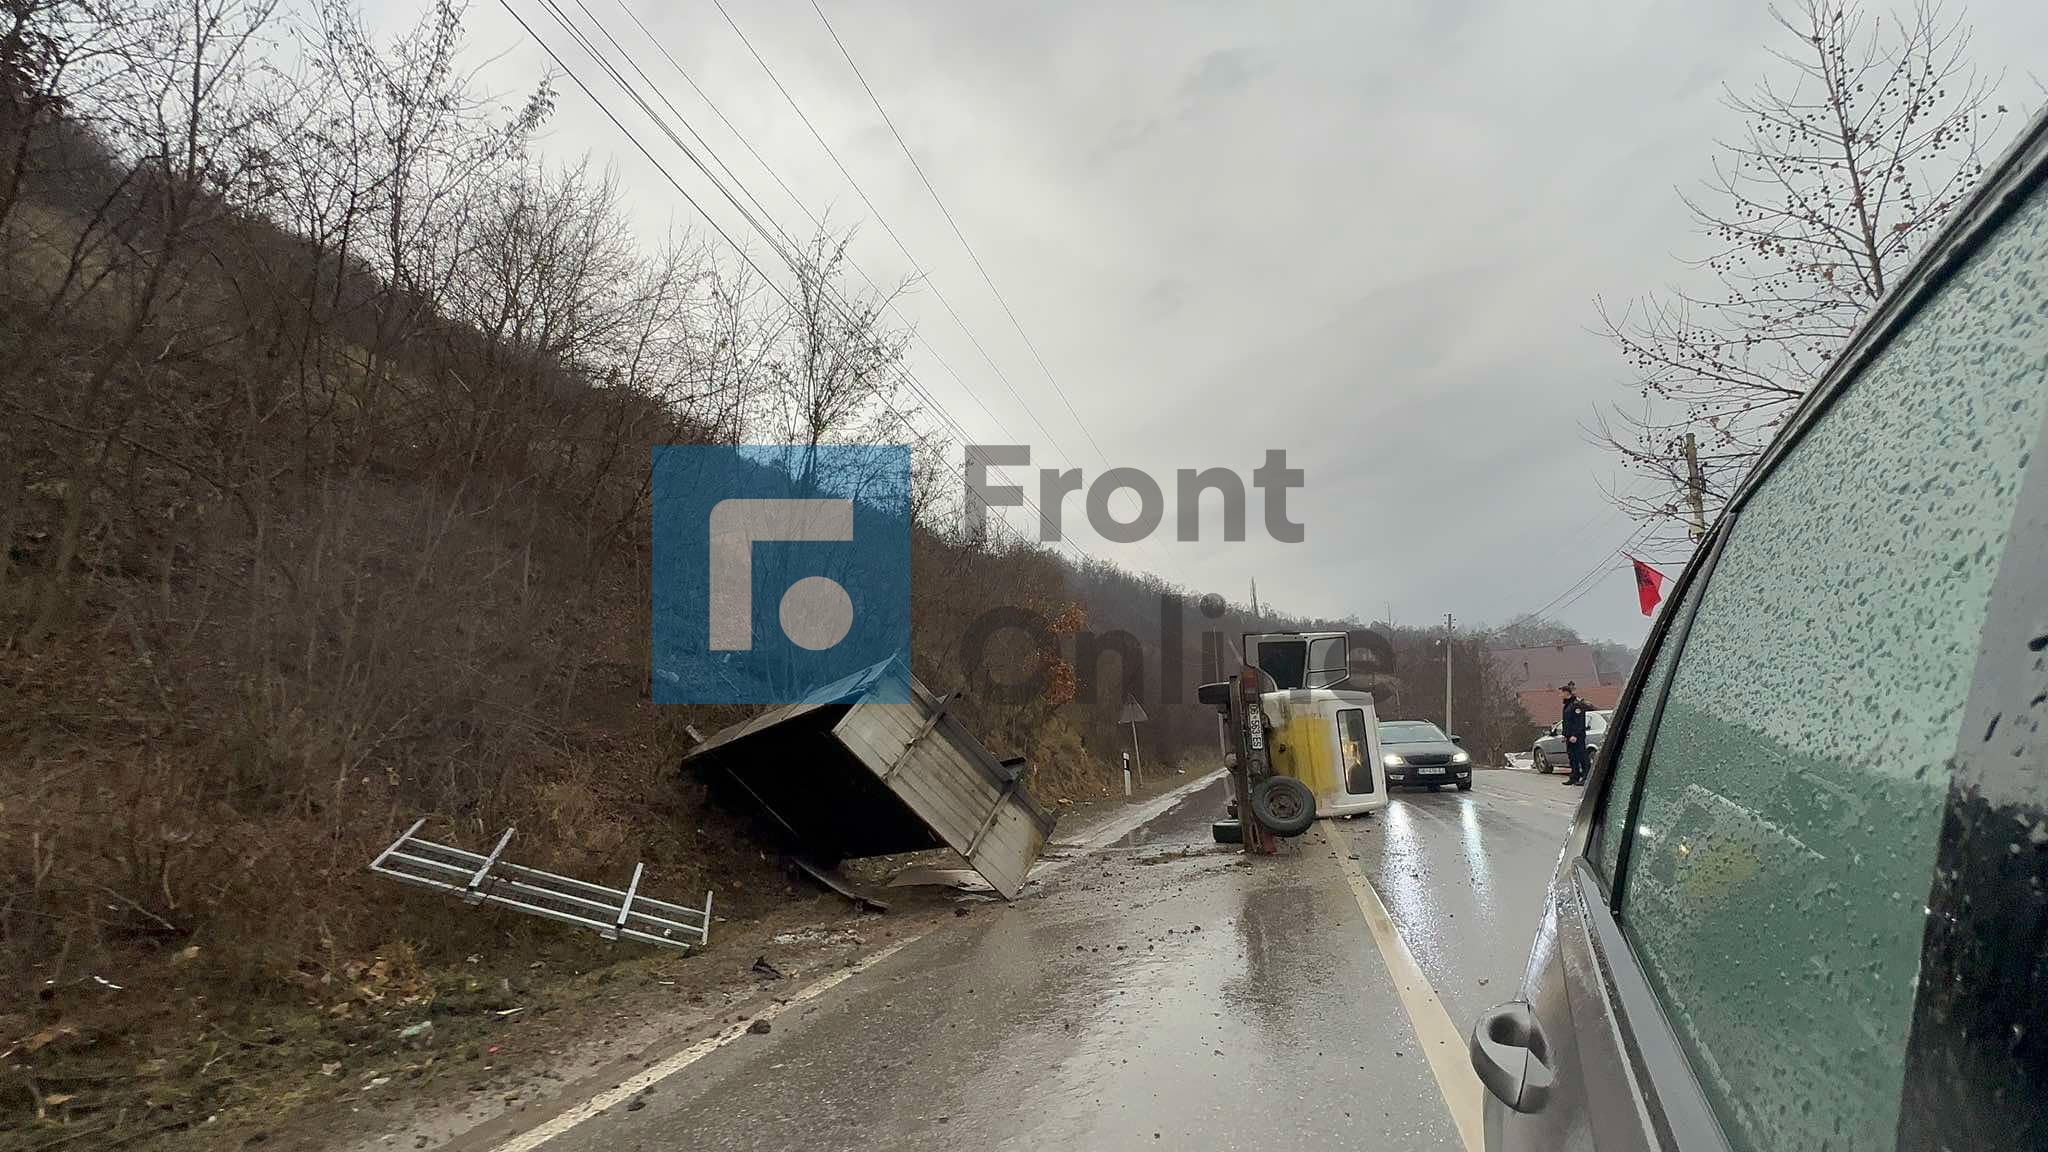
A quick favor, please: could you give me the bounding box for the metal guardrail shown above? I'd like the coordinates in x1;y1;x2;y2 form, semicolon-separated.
369;819;711;952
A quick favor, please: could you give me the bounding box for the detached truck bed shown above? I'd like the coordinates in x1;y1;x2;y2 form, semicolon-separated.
684;657;1056;899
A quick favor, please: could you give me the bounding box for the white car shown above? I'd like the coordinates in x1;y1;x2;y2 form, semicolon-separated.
1529;709;1610;773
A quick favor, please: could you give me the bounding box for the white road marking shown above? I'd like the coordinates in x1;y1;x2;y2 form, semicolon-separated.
1035;767;1227;873
486;935;927;1152
1316;822;1486;1152
483;770;1226;1151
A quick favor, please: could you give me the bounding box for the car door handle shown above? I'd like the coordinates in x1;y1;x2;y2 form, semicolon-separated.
1470;1000;1556;1113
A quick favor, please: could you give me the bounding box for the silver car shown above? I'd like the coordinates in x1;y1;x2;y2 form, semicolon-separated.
1528;709;1609;774
1474;109;2048;1152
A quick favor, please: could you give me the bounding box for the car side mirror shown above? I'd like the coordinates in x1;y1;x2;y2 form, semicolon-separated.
1449;735;1463;746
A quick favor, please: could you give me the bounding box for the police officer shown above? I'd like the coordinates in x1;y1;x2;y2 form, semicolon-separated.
1561;681;1591;786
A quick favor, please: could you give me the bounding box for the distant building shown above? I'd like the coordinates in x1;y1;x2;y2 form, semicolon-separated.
1491;642;1622;725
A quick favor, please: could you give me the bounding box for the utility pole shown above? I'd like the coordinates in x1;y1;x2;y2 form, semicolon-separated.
1444;612;1454;735
1683;433;1708;541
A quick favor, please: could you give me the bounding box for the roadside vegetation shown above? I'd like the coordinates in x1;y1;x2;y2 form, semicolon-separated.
0;1;1543;1146
0;0;1548;1139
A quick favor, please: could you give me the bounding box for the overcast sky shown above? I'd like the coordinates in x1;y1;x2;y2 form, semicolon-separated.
367;0;2048;645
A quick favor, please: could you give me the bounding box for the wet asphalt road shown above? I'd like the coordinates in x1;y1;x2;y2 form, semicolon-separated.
1335;769;1581;1030
518;769;1577;1152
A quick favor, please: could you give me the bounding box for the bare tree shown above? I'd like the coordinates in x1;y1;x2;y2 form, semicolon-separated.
15;0;283;648
759;230;910;453
1597;0;2006;541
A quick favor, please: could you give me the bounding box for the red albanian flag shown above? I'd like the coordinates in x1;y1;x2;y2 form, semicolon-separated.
1631;558;1667;617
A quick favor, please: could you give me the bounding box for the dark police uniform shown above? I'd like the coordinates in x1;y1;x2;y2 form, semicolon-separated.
1562;692;1591;784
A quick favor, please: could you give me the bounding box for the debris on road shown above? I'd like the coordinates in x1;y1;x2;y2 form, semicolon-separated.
771;928;865;948
368;822;712;952
687;657;1056;900
884;866;997;894
747;1019;772;1035
789;856;891;912
750;957;787;980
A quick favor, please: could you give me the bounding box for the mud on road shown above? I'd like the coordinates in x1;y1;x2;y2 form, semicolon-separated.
180;767;1576;1152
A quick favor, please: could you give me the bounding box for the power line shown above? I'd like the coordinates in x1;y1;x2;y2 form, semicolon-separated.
1541;559;1635;621
1512;539;1637;626
495;0;792;309
808;0;1109;468
704;0;1174;572
599;0;1031;456
704;0;1072;457
568;0;802;272
539;0;796;275
611;1;815;234
506;0;1095;564
1487;519;1659;636
574;0;1100;563
562;0;1091;563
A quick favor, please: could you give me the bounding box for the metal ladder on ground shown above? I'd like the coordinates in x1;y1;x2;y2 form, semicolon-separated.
369;819;711;951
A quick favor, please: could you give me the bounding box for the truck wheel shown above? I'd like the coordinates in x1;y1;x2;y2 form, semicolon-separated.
1212;819;1242;844
1249;776;1317;837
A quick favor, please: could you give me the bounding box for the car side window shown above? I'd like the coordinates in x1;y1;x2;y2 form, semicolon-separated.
1590;573;1703;889
1613;179;2048;1152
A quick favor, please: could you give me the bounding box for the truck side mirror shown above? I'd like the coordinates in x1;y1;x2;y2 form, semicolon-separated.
1196;681;1232;709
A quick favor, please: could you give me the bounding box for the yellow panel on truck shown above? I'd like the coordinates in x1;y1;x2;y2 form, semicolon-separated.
1262;687;1388;818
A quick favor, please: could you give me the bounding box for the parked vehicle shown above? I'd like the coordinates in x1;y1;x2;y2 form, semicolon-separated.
1529;710;1609;774
1471;109;2048;1152
1377;720;1471;791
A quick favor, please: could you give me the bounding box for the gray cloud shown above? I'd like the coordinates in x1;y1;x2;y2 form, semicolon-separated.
1179;48;1256;110
1138;274;1187;323
431;0;2048;645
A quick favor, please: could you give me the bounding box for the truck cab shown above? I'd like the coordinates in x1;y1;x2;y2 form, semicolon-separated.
1243;633;1388;818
